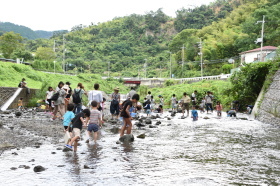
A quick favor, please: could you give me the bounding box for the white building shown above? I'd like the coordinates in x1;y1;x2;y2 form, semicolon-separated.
240;46;277;64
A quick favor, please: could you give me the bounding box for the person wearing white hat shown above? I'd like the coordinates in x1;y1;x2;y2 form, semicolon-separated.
110;87;120;120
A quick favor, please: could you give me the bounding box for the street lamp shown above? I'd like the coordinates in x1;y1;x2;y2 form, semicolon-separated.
166;51;172;78
198;38;203;77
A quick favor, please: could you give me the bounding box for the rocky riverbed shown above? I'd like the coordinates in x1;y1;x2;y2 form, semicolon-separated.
0;109;279;185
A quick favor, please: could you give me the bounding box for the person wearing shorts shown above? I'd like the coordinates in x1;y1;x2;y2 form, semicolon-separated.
46;87;54;112
63;104;75;134
86;101;103;143
181;92;191;117
66;109;90;152
120;94;140;137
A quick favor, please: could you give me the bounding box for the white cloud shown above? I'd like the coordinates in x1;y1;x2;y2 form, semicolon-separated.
0;0;214;31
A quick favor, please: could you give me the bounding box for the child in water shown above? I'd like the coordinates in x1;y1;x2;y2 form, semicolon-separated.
191;105;198;121
143;101;151;117
215;101;223;117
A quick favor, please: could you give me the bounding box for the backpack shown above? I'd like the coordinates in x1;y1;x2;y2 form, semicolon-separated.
72;89;82;104
51;92;59;101
18;82;22;88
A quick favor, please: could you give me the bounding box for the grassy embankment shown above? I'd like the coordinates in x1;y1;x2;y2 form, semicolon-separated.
0;62;129;106
0;62;233;109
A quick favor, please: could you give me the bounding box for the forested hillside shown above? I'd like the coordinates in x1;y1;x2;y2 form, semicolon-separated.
1;0;279;78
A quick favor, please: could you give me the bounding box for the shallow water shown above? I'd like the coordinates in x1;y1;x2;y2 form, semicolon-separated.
0;112;279;185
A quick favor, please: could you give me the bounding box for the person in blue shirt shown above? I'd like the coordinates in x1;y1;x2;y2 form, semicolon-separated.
191;105;198;121
63;104;75;135
143;101;151;117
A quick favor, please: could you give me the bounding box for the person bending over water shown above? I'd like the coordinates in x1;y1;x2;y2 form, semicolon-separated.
120;94;140;137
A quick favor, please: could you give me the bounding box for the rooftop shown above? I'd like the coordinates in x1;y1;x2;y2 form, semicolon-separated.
240;46;278;55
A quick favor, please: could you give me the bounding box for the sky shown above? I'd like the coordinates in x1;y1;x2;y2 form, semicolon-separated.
0;0;214;31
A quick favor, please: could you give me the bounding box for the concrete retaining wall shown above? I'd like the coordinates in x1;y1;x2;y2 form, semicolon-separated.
0;87;37;109
256;70;280;124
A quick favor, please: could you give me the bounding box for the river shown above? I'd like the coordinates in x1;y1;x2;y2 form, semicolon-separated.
0;111;279;185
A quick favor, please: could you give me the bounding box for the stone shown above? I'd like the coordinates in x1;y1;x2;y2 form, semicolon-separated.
12;152;18;155
110;126;120;134
238;117;248;120
119;134;134;143
15;111;22;117
29;159;35;162
10;167;17;170
135;122;145;128
145;119;152;124
155;121;161;125
203;116;210;119
84;165;90;169
0;121;3;127
151;115;157;119
137;134;146;139
177;108;183;113
24;166;30;169
167;124;171;126
149;125;157;128
171;112;176;117
63;148;72;152
167;117;171;120
18;165;26;168
51;152;56;154
116;140;121;144
33;165;46;172
3;111;11;114
56;147;62;150
57;165;65;167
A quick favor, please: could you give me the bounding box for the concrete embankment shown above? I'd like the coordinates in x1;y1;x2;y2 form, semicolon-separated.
256;70;280;125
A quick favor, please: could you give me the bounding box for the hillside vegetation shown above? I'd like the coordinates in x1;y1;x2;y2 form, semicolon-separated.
0;0;279;79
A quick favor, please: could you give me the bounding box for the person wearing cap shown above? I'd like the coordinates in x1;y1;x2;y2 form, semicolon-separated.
110;87;120;120
52;81;67;120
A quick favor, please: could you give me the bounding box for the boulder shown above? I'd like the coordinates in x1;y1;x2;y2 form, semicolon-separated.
10;167;17;170
33;165;46;172
137;134;146;139
171;112;176;117
167;117;171;120
145;119;152;124
203;116;210;119
119;134;134;143
150;115;157;119
3;110;12;114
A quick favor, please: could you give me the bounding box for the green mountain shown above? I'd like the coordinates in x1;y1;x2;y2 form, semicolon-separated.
0;22;56;39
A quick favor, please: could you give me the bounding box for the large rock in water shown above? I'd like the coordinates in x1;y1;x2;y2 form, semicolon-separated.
119;134;134;143
137;134;146;139
33;165;46;172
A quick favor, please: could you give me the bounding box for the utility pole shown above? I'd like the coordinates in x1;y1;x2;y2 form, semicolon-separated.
53;40;56;52
107;61;110;77
63;34;65;73
181;45;186;67
256;15;265;61
144;59;147;79
198;38;203;77
167;51;172;78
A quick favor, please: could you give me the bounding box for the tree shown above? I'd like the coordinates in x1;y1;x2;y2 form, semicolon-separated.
35;47;56;61
0;31;23;58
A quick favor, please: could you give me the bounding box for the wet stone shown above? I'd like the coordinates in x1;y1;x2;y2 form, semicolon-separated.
119;134;134;143
155;121;161;125
29;159;35;162
84;165;90;169
137;134;146;139
203;116;210;119
135;122;145;128
51;152;56;154
56;147;62;150
12;152;18;155
57;165;65;167
10;167;17;170
33;165;46;172
145;119;152;124
15;111;22;117
149;125;157;128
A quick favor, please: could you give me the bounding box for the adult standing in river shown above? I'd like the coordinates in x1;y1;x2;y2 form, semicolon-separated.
88;83;103;111
73;83;86;114
181;92;191;117
127;87;136;100
64;82;72;111
52;82;67;120
110;87;120;120
205;91;214;114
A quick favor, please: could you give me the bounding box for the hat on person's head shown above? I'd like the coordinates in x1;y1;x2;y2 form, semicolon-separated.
62;85;69;90
114;87;120;91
